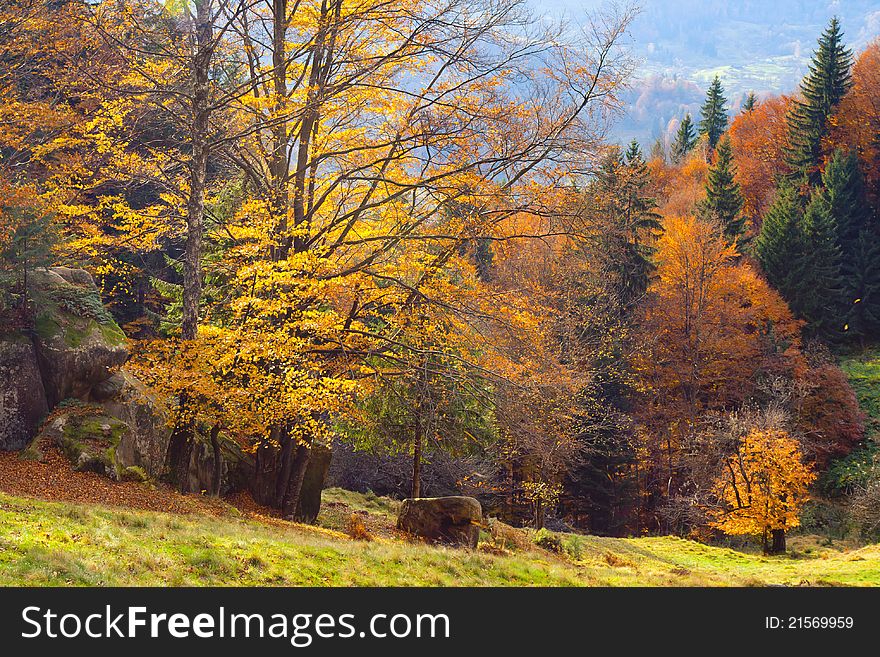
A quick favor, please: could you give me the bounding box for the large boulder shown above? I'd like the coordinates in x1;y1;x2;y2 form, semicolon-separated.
0;336;49;450
100;371;171;478
29;268;128;406
295;444;332;523
397;496;482;548
33;407;131;478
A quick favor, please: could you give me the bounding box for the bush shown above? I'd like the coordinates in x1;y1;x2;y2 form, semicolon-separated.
345;513;372;541
820;442;878;495
533;528;562;553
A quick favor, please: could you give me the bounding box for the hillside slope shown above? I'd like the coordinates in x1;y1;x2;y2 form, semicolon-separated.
1;489;878;587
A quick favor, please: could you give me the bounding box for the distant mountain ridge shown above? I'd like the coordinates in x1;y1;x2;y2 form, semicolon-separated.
533;0;880;146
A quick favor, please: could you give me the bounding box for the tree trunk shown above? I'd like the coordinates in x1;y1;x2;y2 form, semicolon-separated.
534;500;544;530
769;529;786;555
182;0;213;340
282;443;311;519
411;426;422;499
175;429;195;494
273;425;294;506
209;424;222;497
269;0;290;261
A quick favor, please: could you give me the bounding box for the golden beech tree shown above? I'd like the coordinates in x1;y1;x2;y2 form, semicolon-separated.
710;429;815;554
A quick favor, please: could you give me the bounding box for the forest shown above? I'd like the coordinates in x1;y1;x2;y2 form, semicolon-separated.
1;0;880;560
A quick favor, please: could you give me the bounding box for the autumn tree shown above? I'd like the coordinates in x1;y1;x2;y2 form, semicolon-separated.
634;215;802;512
728;94;792;218
710;429;815;554
829;39;880;209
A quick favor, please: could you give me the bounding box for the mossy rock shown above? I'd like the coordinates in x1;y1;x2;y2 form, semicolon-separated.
28;268;128;406
38;408;129;478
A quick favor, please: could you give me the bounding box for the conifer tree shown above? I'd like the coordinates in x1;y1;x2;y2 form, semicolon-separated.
844;230;880;341
818;149;880;340
819;149;872;247
742;92;757;113
755;182;810;311
671;114;697;163
785;17;853;186
594;144;661;311
699;76;728;150
701;136;745;242
800;192;844;339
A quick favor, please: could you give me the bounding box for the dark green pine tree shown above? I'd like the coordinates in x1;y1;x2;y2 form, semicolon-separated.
818;149;880;340
844;230;880;341
700;135;746;242
785;17;853;186
819;149;872;247
742;92;757;113
671;113;697;163
699;76;728;150
594;143;662;311
799;192;844;339
755;182;811;313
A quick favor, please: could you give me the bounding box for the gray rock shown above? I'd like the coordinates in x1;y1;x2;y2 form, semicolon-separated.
101;371;171;478
397;496;482;548
39;409;127;477
90;371;126;402
49;266;96;288
29;268;128;405
0;336;49;450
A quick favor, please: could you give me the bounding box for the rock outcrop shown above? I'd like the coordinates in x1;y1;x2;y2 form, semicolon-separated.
0;336;49;450
2;267;171;481
397;496;483;548
29;268;128;407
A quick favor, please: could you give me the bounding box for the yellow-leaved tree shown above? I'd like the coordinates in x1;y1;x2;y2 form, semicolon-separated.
710;429;815;554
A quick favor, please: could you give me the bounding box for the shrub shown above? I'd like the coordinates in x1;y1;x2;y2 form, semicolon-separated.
345;514;372;541
533;528;562;553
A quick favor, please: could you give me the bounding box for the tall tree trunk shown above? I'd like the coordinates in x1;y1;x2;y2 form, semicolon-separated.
411;424;422;499
269;0;290;261
182;0;214;340
273;426;295;506
534;500;544;530
282;443;311;519
209;424;222;497
769;529;786;555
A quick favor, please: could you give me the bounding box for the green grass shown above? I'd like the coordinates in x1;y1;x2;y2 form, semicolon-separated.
2;491;879;586
841;347;880;435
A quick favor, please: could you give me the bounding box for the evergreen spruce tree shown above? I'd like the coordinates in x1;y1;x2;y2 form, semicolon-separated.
700;135;745;242
699;76;728;150
594;144;661;311
742;92;757;113
671;114;697;163
844;230;880;341
819;149;872;247
818;149;880;341
785;17;853;186
755;182;810;313
800;192;844;339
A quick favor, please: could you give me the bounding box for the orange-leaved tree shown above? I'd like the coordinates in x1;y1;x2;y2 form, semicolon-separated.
710;428;815;554
728;94;793;221
633;214;803;510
